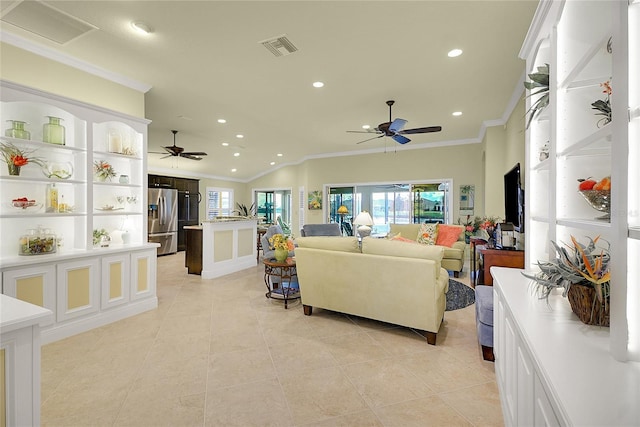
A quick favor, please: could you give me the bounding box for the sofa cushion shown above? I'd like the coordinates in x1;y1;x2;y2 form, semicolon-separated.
294;236;361;253
362;238;444;275
416;223;438;245
436;224;463;247
442;246;463;259
388;224;420;240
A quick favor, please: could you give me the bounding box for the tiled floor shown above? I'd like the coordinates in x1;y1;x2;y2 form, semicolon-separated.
41;252;503;426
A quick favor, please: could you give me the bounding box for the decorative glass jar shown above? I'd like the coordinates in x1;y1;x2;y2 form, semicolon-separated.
43;116;65;145
5;120;31;140
19;226;57;255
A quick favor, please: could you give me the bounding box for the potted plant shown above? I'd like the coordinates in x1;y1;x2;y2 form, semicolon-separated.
0;141;44;175
591;80;612;127
522;235;611;326
233;202;256;218
93;160;116;182
523;63;550;129
268;233;294;262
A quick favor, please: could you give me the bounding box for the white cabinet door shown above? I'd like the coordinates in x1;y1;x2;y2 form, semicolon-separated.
101;253;130;309
516;345;535;426
2;264;56;326
130;249;156;301
534;374;561;427
56;258;100;322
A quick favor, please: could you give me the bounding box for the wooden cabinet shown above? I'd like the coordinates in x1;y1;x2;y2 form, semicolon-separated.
184;226;203;275
477;247;524;285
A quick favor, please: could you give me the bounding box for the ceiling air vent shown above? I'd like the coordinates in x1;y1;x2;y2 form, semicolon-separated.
259;34;298;57
1;0;97;45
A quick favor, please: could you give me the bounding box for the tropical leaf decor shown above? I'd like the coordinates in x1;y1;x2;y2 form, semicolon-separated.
523;63;550;129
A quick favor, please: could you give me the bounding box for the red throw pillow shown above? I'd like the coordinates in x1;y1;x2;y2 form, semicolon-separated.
435;224;462;247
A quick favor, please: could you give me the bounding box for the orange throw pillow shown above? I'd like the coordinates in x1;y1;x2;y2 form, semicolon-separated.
436;224;462;247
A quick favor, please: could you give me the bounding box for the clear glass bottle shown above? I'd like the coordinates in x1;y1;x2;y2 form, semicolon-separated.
5;120;31;140
43;116;65;145
46;183;58;213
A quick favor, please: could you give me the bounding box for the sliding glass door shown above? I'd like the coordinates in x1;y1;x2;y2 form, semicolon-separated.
326;180;451;234
254;189;291;225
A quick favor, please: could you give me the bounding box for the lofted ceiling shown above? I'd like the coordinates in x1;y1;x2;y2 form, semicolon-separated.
0;0;539;181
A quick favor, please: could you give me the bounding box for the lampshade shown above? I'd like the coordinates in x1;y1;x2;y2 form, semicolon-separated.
353;211;374;238
337;205;349;214
353;211;374;226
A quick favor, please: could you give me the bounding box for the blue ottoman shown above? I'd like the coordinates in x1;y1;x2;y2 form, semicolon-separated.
475;285;495;361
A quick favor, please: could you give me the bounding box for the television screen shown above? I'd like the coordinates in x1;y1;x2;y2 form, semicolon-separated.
504;163;524;232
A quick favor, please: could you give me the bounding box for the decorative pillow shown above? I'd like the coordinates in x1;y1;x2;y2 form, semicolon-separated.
416;223;438;245
436;224;463;247
391;234;416;244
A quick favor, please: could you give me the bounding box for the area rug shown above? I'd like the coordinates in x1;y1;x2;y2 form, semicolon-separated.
446;279;475;311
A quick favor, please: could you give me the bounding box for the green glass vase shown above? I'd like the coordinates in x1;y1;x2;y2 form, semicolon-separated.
5;120;31;140
43;116;65;145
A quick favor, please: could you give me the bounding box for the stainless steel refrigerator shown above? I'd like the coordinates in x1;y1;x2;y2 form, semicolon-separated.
148;188;178;255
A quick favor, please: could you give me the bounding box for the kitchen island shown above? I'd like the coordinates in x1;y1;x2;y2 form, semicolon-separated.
201;218;258;279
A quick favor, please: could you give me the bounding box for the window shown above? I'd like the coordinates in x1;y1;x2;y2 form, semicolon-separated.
206;187;233;219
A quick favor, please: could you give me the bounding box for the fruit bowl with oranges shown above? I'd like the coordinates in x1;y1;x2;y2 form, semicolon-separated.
577;176;611;220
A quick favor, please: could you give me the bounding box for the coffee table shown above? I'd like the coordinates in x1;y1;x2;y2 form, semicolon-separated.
262;257;300;309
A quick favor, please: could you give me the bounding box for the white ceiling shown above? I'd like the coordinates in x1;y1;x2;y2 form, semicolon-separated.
0;0;539;181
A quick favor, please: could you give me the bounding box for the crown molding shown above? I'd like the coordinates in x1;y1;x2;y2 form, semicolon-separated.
0;30;152;93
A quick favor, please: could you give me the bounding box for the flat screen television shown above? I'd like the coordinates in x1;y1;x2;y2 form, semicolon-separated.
504;163;524;232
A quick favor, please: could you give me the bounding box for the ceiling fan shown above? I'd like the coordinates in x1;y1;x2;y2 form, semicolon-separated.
150;130;208;161
348;100;442;145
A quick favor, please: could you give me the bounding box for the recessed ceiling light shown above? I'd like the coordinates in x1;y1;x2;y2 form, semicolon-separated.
236;134;244;139
277;153;283;157
221;142;229;146
217;119;226;124
313;81;324;88
452;111;463;116
362;125;370;130
447;48;463;58
270;161;275;166
233;152;240;157
131;21;152;35
231;168;237;172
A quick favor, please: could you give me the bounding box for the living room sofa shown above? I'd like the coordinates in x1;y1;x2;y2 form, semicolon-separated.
388;223;466;277
294;236;449;344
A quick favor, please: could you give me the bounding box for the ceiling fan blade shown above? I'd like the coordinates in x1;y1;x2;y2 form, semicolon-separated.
182;152;208;156
389;118;407;133
149;150;168;154
356;134;385;144
181;154;204;161
392;134;411;144
160;154;174;159
346;130;381;134
400;126;442;134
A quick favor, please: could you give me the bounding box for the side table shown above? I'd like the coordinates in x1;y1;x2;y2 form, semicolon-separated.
469;236;487;287
263;258;300;309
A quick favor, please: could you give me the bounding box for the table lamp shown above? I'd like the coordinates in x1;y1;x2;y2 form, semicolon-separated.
353;211;374;238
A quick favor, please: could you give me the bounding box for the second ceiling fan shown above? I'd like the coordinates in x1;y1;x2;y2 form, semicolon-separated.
150;130;208;161
348;100;442;145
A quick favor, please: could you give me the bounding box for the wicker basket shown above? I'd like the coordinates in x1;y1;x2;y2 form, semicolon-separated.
567;284;610;327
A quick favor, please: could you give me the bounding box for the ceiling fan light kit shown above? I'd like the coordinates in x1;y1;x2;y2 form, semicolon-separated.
348;100;442;145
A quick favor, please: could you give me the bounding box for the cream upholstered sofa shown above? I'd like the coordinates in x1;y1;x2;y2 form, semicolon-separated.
294;236;449;345
389;223;466;277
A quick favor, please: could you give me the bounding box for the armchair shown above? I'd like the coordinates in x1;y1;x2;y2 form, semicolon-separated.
276;216;292;236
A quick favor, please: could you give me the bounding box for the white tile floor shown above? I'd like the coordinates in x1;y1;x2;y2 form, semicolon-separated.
41;252;503;426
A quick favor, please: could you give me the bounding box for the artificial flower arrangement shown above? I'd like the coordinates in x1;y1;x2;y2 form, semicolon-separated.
591;80;612;128
522;235;610;326
1;141;44;174
268;233;295;251
93;160;116;181
458;215;501;241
